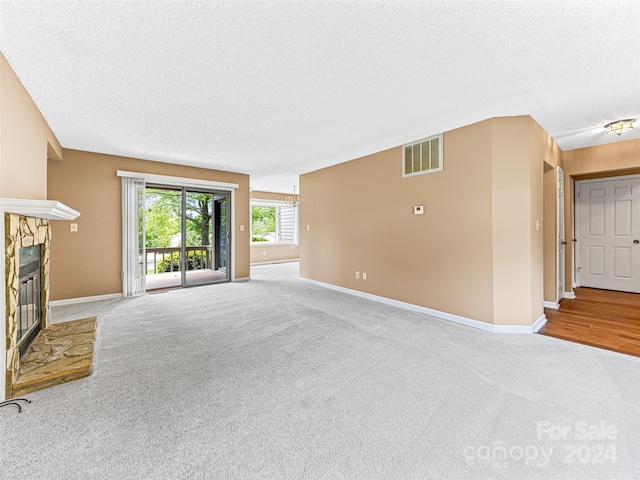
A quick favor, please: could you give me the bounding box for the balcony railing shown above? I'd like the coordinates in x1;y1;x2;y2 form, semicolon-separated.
146;246;212;275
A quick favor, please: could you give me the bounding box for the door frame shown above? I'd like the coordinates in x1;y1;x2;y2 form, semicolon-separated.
118;171;239;295
557;167;565;303
574;173;640;289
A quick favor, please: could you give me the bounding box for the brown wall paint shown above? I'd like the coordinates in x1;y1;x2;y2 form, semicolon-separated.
561;138;640;294
47;149;250;301
250;190;300;264
0;53;62;199
300;116;547;326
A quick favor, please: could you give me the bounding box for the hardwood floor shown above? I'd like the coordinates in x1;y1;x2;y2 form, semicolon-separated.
538;287;640;358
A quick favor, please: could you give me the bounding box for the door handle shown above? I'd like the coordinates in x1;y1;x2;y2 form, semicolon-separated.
562;241;567;245
634;240;639;244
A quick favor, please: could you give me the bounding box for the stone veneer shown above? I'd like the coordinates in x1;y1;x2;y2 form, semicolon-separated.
4;213;51;399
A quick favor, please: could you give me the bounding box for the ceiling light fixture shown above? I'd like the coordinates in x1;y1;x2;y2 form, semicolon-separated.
285;186;299;208
605;119;634;136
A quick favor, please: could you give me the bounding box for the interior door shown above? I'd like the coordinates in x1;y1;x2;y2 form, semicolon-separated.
578;177;640;293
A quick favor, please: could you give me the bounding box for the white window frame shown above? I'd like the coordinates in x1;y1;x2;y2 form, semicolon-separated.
250;200;297;245
402;133;443;178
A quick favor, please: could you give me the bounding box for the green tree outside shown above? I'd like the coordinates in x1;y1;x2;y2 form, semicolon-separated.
145;188;213;247
252;206;276;241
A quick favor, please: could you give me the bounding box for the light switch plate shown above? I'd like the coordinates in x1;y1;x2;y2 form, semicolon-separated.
414;205;424;215
70;223;78;232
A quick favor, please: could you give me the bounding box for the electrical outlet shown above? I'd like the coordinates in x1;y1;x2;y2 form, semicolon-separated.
263;251;267;256
363;272;367;280
240;225;245;231
355;271;360;279
307;224;310;231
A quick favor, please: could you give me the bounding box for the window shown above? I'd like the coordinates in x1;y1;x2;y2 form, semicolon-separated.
251;202;297;244
402;133;443;177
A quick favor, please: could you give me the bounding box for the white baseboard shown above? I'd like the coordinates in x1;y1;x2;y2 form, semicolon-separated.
49;293;122;307
543;301;559;309
300;277;543;334
531;314;547;333
233;276;251;282
564;291;576;299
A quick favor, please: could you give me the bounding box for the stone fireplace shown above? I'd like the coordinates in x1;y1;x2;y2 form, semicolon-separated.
1;199;80;401
5;214;51;399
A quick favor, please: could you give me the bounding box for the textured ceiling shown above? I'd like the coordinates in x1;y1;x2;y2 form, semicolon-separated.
1;1;639;193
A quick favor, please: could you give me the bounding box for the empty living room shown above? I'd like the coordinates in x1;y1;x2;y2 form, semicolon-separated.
1;1;639;479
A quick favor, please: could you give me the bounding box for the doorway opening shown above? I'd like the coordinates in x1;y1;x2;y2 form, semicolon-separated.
144;185;230;291
539;172;640;357
574;175;640;293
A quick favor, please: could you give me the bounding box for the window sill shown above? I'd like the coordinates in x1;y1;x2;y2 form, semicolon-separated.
251;243;296;247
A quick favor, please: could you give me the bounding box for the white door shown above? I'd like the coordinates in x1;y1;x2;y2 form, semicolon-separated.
557;168;565;301
578;177;640;293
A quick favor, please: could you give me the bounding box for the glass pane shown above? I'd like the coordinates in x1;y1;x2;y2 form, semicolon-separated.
252;206;277;242
431;137;440;170
412;144;421;173
404;146;412;174
217;195;228;273
144;187;182;290
185;190;217;287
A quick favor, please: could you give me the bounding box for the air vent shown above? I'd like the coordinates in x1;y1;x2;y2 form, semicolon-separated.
403;134;443;177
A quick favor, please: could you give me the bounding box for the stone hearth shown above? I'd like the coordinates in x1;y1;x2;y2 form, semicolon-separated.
12;318;96;397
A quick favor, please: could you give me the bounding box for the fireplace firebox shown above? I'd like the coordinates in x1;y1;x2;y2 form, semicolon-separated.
17;245;42;357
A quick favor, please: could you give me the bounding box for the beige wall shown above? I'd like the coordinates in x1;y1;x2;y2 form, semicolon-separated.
0;52;62;199
251;244;299;264
301;117;546;326
561;138;640;293
47;149;250;301
250;190;300;264
489;117;551;325
531;121;563;304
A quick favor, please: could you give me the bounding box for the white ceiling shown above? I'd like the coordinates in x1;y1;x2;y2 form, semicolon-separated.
1;1;639;193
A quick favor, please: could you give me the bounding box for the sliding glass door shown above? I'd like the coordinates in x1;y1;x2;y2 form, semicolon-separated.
145;186;230;291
